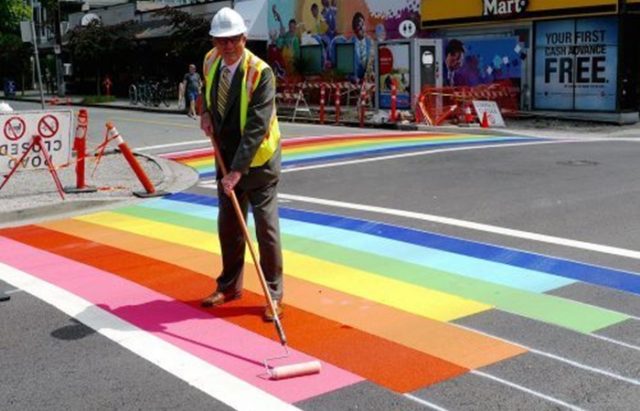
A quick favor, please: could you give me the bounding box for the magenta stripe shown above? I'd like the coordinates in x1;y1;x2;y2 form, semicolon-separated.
0;237;361;402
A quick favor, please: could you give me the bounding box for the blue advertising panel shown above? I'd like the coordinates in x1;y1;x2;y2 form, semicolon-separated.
442;37;522;87
534;17;618;111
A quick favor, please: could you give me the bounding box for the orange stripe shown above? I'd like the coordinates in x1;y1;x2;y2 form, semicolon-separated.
2;225;467;392
41;219;526;369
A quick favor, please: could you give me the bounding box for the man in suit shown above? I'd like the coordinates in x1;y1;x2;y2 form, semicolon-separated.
199;7;284;322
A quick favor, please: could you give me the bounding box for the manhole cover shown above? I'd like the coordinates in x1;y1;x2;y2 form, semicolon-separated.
556;160;599;166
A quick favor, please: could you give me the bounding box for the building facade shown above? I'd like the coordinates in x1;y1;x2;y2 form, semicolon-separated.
421;0;639;122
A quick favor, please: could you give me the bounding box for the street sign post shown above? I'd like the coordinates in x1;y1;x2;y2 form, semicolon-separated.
21;20;45;109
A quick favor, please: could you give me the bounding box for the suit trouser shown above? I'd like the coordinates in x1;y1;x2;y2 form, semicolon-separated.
215;179;283;301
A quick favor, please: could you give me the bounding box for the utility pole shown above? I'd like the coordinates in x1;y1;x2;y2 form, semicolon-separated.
24;0;45;108
53;0;65;97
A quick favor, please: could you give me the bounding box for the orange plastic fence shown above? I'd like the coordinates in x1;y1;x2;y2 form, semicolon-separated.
276;78;375;107
417;81;520;126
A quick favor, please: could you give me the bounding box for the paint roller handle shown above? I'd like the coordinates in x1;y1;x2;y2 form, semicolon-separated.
274;318;287;346
208;132;289;347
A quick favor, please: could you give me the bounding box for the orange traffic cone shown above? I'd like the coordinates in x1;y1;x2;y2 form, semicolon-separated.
464;106;473;124
480;111;490;128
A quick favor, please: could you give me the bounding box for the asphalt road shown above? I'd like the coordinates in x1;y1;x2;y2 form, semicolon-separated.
3;101;640;410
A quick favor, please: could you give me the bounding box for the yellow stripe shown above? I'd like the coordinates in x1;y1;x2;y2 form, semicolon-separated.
76;211;492;322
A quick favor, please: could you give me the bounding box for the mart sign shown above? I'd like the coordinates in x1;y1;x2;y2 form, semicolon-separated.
483;0;528;17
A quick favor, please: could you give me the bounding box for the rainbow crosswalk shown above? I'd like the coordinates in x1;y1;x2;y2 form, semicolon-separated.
166;132;543;177
1;132;637;405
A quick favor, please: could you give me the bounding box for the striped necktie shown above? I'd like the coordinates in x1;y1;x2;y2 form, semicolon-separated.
217;67;231;116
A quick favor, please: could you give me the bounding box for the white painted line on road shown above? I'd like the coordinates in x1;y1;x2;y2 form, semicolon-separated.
589;331;640;353
0;263;299;411
403;394;450;410
3;288;23;294
281;139;581;174
135;139;210;152
111;116;200;129
278;193;640;261
455;322;640;387
472;370;588;411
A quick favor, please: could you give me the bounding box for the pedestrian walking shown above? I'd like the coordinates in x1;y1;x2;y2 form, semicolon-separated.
182;64;202;118
199;7;284;322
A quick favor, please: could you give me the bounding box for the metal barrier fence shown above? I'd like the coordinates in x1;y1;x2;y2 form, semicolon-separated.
276;79;375;125
417;81;520;126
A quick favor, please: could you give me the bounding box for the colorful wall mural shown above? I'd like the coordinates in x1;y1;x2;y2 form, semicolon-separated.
267;0;421;81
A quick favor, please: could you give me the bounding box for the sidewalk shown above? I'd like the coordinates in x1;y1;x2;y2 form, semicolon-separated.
4;90;185;115
0;92;202;226
0;150;198;228
1;90;639;227
7;90;640;140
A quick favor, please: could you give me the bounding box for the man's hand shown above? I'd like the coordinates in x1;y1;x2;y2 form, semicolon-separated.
221;171;242;196
200;111;214;137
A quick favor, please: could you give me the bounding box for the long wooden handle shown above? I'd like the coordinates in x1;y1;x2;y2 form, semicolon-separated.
210;137;287;345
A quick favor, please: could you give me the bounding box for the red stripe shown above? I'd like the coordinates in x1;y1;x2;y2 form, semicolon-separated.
2;225;468;392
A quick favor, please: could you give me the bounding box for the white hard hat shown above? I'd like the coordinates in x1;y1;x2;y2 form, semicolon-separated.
209;7;247;38
0;101;13;113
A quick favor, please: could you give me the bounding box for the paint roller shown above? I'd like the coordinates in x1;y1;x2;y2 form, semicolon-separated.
209;134;321;380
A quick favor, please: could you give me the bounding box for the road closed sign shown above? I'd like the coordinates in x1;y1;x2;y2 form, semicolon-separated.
0;110;73;173
472;100;506;127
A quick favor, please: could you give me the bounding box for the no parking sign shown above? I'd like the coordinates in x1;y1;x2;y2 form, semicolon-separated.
0;110;73;173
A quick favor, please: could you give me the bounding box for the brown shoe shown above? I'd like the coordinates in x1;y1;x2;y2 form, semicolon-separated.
263;301;284;322
201;291;242;307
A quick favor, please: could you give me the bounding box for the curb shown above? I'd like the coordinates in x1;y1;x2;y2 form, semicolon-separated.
0;199;123;228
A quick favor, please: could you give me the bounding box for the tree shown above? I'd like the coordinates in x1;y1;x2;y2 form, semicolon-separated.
0;0;31;33
157;7;211;66
0;0;33;85
67;20;136;94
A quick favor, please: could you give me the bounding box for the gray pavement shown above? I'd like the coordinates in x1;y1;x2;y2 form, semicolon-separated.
0;91;640;230
4;95;640;410
0;149;197;228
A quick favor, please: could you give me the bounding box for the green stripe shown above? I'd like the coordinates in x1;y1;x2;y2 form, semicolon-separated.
115;205;628;333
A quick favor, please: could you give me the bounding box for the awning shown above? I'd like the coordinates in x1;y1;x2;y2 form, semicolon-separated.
234;0;268;41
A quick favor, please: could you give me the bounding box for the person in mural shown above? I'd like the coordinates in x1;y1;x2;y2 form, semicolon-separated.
272;4;300;73
309;3;328;36
444;38;485;86
351;12;373;82
305;2;331;68
321;0;337;39
445;39;465;86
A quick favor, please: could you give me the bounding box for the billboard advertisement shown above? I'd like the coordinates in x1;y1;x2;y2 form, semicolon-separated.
442;37;523;87
378;42;411;109
534;17;618;111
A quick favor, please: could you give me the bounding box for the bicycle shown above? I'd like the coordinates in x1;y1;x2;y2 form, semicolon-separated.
128;83;138;105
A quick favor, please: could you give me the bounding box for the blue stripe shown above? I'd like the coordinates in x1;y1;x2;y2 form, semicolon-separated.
283;137;529;163
141;198;574;292
195;137;540;178
164;192;640;295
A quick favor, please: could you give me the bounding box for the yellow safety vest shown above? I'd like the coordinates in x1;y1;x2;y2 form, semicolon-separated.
203;48;280;168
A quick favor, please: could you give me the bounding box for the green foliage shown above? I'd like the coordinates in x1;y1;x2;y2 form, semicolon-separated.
0;33;33;81
0;0;32;81
68;21;135;73
81;95;116;104
156;8;211;64
0;0;31;33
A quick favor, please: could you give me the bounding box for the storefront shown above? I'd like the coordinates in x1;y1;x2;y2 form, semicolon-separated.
421;0;639;122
